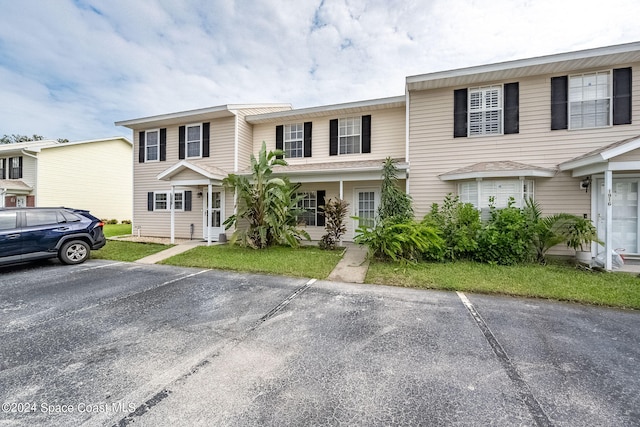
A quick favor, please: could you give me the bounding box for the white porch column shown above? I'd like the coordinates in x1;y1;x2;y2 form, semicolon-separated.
339;180;344;200
170;185;175;244
604;170;613;271
207;182;213;246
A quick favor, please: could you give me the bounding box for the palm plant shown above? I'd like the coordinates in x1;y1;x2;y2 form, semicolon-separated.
523;198;579;263
223;142;310;248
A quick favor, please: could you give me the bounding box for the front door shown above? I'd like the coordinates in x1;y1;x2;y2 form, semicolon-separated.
595;177;640;255
353;188;379;238
203;189;224;240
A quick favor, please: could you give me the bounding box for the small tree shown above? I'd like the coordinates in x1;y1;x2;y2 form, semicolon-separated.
223;142;309;248
378;157;413;223
319;198;349;250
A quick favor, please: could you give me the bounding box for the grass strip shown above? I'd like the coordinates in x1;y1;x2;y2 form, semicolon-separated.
92;240;171;262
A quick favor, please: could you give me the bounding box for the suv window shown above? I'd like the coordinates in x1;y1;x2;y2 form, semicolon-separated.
0;211;17;231
25;210;63;227
60;211;82;222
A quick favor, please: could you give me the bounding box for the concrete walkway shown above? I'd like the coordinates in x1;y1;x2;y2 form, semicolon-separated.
126;237;370;282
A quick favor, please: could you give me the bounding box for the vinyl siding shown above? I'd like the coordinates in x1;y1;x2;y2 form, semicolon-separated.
408;63;640;220
252;107;406;165
37;139;132;220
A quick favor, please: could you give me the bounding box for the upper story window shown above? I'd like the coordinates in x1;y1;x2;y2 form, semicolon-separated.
284;123;304;158
468;86;503;136
178;123;209;160
3;157;23;179
568;71;611;129
145;129;160;162
339;117;361;154
186;124;202;158
551;68;631;131
454;84;519;138
139;129;166;163
329;115;371;156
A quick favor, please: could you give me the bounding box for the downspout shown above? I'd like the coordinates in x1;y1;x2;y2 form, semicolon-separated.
405;84;410;196
22;149;38;205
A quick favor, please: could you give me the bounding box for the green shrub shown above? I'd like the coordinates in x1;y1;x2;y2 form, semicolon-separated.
355;220;443;263
121;219;132;224
423;194;481;260
476;198;531;265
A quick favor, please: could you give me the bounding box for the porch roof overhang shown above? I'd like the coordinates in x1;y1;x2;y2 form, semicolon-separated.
157;161;228;186
240;159;407;183
0;179;33;194
407;41;640;91
558;135;640;177
439;161;557;181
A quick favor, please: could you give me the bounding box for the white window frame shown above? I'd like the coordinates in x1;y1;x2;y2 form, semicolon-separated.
284;123;304;158
296;191;317;226
468;85;503;136
145;129;160;162
154;191;184;211
186;124;202;158
354;188;379;229
339;117;361;155
0;158;6;180
568;70;612;130
458;179;534;210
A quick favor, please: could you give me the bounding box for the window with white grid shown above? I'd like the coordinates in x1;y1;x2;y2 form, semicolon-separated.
459;179;534;208
154;191;184;211
284;123;303;158
186;124;202;158
468;86;503;136
569;71;611;129
145;129;159;162
339;117;361;154
357;191;376;228
296;192;317;226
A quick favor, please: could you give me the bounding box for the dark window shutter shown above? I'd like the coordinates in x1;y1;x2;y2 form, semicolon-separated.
0;158;4;179
139;131;145;163
304;122;312;157
329;119;338;156
184;191;192;211
317;190;326;227
275;125;284;159
504;82;519;134
361;115;371;153
159;129;167;161
202;122;210;157
17;157;22;179
178;126;186;159
613;67;632;125
147;192;154;211
551;76;568;130
7;157;12;179
454;89;468;137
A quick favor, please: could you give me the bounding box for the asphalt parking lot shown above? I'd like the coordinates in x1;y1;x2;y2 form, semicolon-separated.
0;259;639;426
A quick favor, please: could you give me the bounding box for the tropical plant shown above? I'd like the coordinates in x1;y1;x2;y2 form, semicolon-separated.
355;220;443;263
223;142;310;248
378;157;413;223
522;198;581;263
423;194;481;260
566;216;602;252
319;198;349;250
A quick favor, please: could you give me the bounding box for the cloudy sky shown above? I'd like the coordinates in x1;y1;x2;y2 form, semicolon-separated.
1;0;640;142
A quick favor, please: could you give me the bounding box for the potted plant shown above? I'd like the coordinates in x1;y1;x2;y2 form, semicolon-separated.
565;217;602;264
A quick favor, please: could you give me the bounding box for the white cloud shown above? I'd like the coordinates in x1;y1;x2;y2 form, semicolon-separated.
0;0;639;141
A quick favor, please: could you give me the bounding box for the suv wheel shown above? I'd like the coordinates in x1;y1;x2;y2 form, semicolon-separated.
59;240;90;265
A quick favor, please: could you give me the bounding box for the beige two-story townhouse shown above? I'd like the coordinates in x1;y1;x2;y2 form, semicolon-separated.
118;41;640;269
406;42;640;268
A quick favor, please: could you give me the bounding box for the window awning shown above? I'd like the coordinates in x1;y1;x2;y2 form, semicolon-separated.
157;161;228;185
439;161;556;181
0;179;33;194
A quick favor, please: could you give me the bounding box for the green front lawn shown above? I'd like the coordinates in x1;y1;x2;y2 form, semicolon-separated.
161;245;344;279
103;223;132;237
367;260;640;309
92;240;171;262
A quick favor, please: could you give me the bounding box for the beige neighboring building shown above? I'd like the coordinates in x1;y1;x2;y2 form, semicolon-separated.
118;41;640;269
0;137;132;221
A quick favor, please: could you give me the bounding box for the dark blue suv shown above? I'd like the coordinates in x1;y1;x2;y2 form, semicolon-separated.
0;207;106;266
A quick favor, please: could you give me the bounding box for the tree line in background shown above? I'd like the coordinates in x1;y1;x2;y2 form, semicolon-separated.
1;134;68;144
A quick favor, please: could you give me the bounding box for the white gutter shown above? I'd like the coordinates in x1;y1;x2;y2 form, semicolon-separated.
405;86;410;195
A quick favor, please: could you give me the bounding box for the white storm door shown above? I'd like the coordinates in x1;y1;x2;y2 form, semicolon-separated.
203;189;224;240
596;178;640;254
